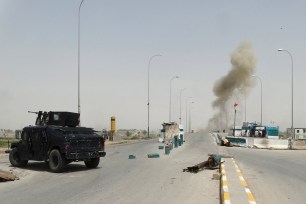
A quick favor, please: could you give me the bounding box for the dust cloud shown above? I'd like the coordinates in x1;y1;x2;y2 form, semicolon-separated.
208;41;257;131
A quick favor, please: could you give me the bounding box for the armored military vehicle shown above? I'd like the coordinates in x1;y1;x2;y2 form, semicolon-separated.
9;111;106;172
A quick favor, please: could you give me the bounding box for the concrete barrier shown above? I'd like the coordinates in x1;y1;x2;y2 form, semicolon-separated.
292;140;306;150
226;136;247;147
211;132;228;145
253;138;288;149
211;133;221;145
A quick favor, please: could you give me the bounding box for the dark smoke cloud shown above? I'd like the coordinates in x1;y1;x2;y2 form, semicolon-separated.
208;41;257;130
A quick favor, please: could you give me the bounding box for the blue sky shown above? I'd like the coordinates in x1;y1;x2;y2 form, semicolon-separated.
1;0;306;132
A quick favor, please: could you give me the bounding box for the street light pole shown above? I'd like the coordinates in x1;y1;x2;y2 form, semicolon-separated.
185;97;192;133
222;101;225;131
252;75;263;125
278;49;294;139
179;88;187;124
169;76;179;122
147;54;162;138
238;89;247;122
242;91;246;122
245;92;247;122
78;0;85;124
189;101;195;133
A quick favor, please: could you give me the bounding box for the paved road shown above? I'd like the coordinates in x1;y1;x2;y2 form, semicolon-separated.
0;133;220;204
226;146;306;204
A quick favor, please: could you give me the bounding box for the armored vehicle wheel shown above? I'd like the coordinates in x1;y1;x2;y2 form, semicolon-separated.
84;157;100;168
49;149;66;172
9;148;28;167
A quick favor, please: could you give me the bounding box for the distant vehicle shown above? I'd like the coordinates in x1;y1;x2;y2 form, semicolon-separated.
179;124;185;142
9;111;106;172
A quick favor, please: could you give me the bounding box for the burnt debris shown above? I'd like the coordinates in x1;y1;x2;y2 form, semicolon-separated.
183;155;221;173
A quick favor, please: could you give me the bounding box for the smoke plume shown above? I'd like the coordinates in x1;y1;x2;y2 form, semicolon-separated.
208;41;257;130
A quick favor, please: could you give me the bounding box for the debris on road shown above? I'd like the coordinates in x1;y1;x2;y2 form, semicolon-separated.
208;153;233;158
129;155;136;159
0;170;19;182
220;138;233;147
183;156;221;173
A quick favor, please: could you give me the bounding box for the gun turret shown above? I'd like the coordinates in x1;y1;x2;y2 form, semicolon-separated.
28;111;80;127
28;111;39;114
28;111;47;125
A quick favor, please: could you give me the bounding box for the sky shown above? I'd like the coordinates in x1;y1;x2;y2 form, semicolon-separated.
1;0;306;132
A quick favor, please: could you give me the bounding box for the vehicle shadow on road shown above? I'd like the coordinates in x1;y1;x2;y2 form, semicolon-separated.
11;161;102;173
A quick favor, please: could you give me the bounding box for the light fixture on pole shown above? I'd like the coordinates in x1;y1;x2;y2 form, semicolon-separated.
251;75;263;125
169;76;179;122
147;54;162;138
78;0;85;125
179;88;187;125
278;49;294;139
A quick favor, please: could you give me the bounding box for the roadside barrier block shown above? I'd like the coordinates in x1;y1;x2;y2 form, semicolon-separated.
128;155;136;159
147;153;160;158
165;146;170;155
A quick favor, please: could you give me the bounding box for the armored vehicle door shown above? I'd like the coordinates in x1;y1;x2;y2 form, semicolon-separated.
30;129;47;160
17;131;31;160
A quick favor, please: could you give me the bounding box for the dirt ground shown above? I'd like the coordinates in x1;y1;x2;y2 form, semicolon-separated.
0;148;8;154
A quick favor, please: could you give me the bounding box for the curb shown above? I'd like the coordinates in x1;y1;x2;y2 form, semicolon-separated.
220;158;257;204
220;162;231;204
232;158;256;204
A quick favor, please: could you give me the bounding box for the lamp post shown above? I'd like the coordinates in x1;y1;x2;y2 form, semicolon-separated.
278;49;294;139
222;101;228;130
189;101;195;133
147;54;162;138
222;101;225;131
78;0;85;124
179;88;187;124
244;92;246;122
238;88;247;122
242;90;247;122
252;75;263;125
185;97;192;133
169;76;179;122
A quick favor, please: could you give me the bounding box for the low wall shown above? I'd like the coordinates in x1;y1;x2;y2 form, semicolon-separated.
253;138;288;149
292;140;306;150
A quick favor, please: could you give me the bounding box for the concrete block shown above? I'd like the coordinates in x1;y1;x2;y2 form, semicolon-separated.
292;140;306;150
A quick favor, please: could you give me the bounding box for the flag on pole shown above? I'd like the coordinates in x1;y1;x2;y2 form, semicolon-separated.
234;102;238;108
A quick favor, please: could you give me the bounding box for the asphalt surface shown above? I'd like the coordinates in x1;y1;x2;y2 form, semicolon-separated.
0;132;220;204
227;147;306;204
